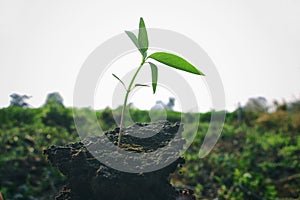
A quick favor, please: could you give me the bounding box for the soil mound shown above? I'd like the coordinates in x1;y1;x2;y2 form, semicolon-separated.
45;121;195;200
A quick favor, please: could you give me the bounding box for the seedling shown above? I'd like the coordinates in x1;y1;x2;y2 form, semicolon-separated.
113;18;205;146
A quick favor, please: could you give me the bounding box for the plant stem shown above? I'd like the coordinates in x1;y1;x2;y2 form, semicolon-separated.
118;58;146;146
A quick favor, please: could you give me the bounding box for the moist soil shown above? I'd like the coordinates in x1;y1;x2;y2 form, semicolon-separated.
44;121;196;200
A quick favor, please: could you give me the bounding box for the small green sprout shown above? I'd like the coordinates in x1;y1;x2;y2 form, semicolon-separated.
113;17;205;146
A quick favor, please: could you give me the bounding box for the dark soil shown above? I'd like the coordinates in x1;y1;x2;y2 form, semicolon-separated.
44;121;195;200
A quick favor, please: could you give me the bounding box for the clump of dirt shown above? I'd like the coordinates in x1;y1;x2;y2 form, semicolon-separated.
44;121;195;200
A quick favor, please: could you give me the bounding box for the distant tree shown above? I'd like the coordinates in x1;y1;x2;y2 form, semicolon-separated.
237;102;243;125
244;97;268;113
289;99;300;113
166;97;175;110
273;100;288;111
151;97;175;110
9;93;31;108
44;92;64;107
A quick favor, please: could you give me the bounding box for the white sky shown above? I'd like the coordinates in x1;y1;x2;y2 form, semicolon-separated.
1;0;300;112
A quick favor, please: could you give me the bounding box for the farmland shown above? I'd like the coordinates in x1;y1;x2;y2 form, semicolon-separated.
0;101;299;199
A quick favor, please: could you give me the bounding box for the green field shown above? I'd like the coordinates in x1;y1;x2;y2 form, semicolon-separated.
0;103;299;199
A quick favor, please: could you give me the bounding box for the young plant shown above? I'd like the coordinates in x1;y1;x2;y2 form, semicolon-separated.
113;18;205;146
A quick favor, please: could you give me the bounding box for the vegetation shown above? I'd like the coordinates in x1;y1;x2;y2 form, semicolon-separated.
0;99;299;199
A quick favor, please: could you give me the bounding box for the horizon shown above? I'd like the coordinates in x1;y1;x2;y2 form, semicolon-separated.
2;91;299;113
1;1;299;113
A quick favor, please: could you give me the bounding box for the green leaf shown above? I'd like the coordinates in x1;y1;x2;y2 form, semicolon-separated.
112;73;126;90
148;62;158;94
138;17;148;56
132;84;150;91
125;31;145;56
125;31;140;50
148;52;205;75
134;84;149;87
